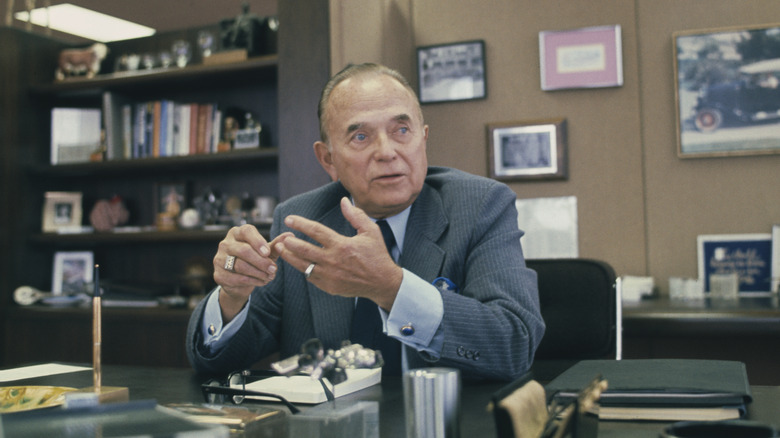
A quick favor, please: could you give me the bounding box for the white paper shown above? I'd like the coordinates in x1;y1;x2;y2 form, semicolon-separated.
0;363;90;383
772;224;780;294
241;368;381;404
515;196;578;259
50;107;102;165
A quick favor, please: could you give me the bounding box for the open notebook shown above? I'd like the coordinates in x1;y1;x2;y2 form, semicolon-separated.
237;368;382;404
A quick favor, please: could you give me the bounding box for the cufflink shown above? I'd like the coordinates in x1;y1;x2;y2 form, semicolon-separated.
400;323;415;336
208;324;216;335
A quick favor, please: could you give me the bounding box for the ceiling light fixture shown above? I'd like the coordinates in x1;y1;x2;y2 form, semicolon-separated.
15;3;156;42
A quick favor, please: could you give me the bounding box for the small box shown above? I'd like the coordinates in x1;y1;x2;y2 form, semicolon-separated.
287;400;379;438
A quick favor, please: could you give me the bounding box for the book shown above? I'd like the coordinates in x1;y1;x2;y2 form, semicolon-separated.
165;403;285;437
545;359;751;421
240;368;382;405
102;92;136;161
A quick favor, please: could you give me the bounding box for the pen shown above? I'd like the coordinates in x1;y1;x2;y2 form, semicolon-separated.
93;263;101;393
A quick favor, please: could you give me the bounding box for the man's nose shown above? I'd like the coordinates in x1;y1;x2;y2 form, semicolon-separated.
374;132;397;159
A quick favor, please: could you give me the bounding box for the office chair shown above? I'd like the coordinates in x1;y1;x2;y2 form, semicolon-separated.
527;258;621;382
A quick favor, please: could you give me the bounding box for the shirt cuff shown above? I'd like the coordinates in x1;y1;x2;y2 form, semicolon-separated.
383;269;444;359
201;286;250;354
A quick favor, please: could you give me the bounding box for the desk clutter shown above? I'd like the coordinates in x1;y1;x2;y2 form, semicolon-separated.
491;359;769;438
3;359;780;437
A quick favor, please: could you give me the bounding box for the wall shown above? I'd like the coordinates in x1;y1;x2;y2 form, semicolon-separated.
330;0;780;293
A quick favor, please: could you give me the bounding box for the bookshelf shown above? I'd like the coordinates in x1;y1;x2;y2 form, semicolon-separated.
1;0;331;368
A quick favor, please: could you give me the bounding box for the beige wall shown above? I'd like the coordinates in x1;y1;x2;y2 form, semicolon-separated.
330;0;780;294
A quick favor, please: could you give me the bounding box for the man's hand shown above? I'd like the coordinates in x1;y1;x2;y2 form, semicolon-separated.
276;197;403;311
213;224;291;322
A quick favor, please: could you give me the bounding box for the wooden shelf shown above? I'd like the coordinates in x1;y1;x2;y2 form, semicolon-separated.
29;147;279;178
30;55;279;97
29;226;270;246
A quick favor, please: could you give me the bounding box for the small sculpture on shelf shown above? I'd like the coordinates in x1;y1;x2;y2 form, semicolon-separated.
55;43;109;80
89;195;129;232
219;2;278;56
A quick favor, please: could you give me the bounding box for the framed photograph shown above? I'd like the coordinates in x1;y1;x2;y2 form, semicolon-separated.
52;251;94;295
487;118;567;181
42;191;83;232
155;182;187;217
539;25;623;91
697;233;773;296
675;23;780;158
417;40;486;104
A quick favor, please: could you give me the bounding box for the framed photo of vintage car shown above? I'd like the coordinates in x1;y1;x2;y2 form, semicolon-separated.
487;119;567;181
417;40;487;104
42;191;83;232
674;23;780;158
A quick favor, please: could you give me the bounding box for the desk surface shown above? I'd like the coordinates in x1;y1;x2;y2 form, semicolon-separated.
6;364;780;437
622;296;780;336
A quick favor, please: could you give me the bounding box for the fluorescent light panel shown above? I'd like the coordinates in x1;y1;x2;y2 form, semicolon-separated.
15;3;155;42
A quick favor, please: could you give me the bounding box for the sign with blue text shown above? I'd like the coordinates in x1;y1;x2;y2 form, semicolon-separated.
697;234;773;295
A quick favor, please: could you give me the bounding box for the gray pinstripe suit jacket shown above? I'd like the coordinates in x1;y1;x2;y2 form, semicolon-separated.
186;166;544;381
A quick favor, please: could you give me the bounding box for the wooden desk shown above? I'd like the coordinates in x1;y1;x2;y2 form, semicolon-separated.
6;364;780;437
622;296;780;385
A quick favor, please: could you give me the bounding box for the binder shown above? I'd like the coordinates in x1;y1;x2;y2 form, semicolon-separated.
545;359;752;421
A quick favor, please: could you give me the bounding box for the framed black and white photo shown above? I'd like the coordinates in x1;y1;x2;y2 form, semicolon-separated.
675;23;780;158
42;191;83;232
487;118;567;181
417;40;486;104
52;251;94;295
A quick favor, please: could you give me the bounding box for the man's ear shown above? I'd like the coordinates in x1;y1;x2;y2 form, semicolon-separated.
314;141;339;181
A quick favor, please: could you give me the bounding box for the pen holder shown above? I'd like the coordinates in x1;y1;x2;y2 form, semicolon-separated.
403;367;461;438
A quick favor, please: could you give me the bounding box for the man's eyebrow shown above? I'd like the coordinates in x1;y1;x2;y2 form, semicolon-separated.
345;114;412;135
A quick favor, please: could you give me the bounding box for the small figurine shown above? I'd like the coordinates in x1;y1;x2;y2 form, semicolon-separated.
221;2;260;53
89;196;129;232
56;43;109;80
271;339;383;385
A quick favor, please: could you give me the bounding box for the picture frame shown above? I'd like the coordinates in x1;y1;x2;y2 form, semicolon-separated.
697;233;773;296
42;191;83;232
539;25;623;91
52;251;94;295
417;40;487;104
674;23;780;158
155;182;187;217
487;118;567;181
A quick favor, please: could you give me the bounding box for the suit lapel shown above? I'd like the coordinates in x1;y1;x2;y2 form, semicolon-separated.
399;184;448;282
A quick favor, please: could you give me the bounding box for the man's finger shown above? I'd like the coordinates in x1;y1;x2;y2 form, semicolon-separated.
283;214;341;247
339;197;375;235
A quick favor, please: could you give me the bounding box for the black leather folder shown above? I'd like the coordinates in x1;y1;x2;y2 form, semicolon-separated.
545;359;752;421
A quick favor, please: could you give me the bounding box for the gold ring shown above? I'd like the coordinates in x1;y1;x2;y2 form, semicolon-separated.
224;255;236;272
304;263;316;279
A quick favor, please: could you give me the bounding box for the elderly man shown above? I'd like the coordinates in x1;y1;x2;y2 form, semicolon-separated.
186;63;544;381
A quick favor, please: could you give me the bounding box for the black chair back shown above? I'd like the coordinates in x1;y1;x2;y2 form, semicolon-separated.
528;258;618;380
